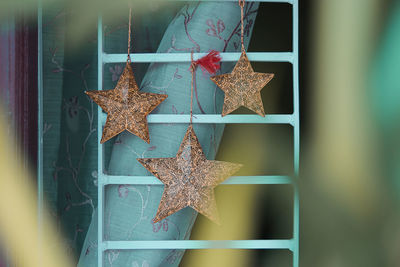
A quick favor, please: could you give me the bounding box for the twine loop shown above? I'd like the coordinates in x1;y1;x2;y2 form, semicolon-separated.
189;51;196;124
239;0;245;51
127;7;132;63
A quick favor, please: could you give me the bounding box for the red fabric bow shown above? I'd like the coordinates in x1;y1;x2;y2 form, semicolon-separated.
194;50;222;75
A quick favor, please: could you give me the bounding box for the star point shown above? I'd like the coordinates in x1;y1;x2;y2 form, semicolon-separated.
86;62;167;144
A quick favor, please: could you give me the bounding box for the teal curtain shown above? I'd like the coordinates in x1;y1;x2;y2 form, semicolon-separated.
370;1;400;195
41;2;259;266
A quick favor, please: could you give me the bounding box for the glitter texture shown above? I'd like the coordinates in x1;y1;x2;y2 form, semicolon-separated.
210;50;274;117
86;62;167;143
138;125;242;224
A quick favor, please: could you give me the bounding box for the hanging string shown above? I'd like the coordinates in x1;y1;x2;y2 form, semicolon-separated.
127;7;132;63
239;0;245;52
188;50;222;124
190;50;196;125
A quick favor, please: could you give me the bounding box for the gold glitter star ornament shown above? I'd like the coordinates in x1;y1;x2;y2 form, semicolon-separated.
86;62;167;144
210;50;274;117
137;125;242;224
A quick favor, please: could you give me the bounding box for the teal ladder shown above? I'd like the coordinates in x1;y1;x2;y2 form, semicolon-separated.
38;0;299;266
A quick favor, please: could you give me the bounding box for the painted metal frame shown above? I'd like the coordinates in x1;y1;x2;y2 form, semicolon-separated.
38;0;299;266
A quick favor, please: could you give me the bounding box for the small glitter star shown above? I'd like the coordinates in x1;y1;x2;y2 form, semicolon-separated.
210;50;274;117
86;62;167;143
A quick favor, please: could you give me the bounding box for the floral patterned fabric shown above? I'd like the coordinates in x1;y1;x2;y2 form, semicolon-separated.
41;2;259;266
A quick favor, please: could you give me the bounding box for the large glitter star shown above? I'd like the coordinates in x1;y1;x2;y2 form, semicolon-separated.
86;62;167;144
137;125;242;224
210;50;274;117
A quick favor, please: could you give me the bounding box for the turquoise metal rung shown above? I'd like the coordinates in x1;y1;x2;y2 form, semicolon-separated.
100;113;295;125
102;239;295;251
102;52;294;64
172;0;293;3
100;175;293;185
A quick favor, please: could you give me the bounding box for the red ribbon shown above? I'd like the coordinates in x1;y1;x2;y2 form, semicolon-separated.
194;50;222;75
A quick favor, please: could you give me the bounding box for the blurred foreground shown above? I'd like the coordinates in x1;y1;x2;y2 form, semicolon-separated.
1;0;400;266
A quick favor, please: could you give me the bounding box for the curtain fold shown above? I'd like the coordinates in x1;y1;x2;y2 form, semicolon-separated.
41;2;259;266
